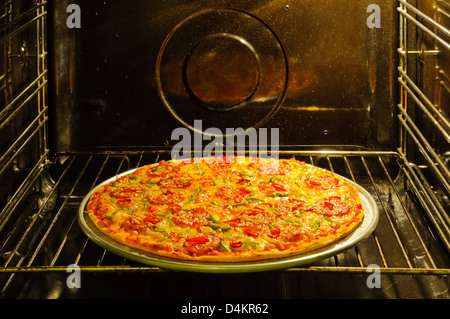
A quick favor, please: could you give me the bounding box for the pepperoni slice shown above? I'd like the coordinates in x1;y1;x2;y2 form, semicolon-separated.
316;196;351;216
183;235;220;256
146;192;185;205
109;185;146;199
158;175;193;189
215;185;241;200
171;207;210;228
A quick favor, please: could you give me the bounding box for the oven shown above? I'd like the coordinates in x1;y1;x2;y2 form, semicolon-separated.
0;0;449;300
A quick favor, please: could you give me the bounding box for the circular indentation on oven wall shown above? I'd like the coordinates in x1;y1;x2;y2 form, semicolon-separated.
183;33;262;111
155;7;288;134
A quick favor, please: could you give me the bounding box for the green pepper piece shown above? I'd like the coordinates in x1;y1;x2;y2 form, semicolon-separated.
208;222;232;232
209;214;222;223
270;176;281;183
239;172;255;178
210;201;222;208
268;221;282;228
105;208;132;218
186;186;202;203
219;241;231;252
312;220;321;230
284;218;302;226
246;197;265;202
266;192;289;197
105;211;116;218
152;165;165;172
312;218;333;230
267;207;281;216
208;222;220;230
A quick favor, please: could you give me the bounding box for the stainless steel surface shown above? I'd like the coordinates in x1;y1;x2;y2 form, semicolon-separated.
0;0;449;298
77;162;379;273
50;0;398;152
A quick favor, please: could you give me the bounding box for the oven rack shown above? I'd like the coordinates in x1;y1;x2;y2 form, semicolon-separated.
0;149;449;285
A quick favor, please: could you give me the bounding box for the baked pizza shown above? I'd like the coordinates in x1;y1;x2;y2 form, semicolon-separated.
86;156;364;262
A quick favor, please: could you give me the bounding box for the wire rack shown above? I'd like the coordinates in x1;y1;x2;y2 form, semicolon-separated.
397;0;450;254
0;0;449;298
0;0;48;246
0;149;449;296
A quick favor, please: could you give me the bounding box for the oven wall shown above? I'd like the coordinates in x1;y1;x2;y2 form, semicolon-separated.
48;0;398;153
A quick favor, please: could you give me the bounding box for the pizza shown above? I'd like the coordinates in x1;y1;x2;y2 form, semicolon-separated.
85;156;364;262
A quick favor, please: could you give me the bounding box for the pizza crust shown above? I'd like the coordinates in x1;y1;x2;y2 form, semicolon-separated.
87;216;362;262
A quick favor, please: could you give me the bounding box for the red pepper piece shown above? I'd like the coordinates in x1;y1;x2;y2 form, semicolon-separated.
170;232;180;242
234;195;245;203
240;188;252;194
116;176;129;184
179;160;192;167
193;222;202;233
272;183;287;192
244;228;260;238
122;188;137;193
230;241;243;248
170;204;182;213
144;216;159;224
324;201;334;210
327;196;341;201
117;199;131;203
258;202;273;207
254;206;266;211
226;218;240;223
305;177;321;188
271;227;280;237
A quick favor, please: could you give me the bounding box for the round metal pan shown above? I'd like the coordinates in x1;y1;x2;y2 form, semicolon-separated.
78;167;379;273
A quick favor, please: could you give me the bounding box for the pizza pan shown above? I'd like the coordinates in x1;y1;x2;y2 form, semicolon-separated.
78;168;379;273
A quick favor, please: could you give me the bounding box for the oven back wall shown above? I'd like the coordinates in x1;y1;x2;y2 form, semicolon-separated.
48;0;398;153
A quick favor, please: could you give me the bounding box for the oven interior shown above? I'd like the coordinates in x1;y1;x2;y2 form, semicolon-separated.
0;0;449;299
